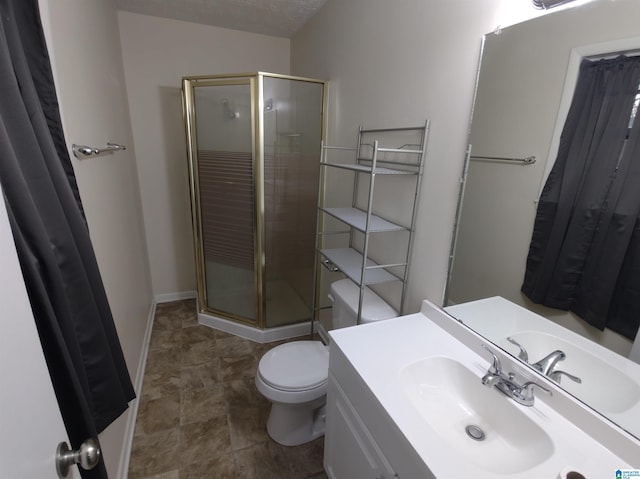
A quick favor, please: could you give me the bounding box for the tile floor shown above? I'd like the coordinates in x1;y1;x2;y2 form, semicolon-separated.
128;299;327;479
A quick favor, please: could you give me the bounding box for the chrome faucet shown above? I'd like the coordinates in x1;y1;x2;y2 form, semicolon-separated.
531;350;566;375
481;344;551;407
506;336;528;362
513;381;554;406
506;339;582;386
531;350;583;384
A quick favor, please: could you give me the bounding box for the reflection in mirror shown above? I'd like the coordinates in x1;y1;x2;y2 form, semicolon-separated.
445;0;640;440
532;0;578;8
447;297;640;438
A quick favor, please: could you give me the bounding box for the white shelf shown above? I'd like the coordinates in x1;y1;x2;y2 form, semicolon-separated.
319;162;415;175
322;208;405;233
321;248;398;285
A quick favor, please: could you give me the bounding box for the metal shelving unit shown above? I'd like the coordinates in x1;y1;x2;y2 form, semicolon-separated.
312;121;430;329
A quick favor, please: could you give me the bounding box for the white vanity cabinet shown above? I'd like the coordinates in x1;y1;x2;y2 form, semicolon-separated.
324;372;396;479
324;331;435;479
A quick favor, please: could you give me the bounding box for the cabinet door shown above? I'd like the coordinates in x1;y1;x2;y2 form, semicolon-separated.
324;375;396;479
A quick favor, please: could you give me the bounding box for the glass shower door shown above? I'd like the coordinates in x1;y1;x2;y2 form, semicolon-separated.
262;76;324;328
192;80;258;323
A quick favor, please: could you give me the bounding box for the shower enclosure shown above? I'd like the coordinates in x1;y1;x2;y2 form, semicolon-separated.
182;72;327;340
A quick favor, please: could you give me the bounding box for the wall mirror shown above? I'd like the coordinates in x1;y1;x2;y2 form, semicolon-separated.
445;0;640;440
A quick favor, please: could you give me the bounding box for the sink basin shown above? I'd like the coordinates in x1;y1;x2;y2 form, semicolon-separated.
502;331;640;414
399;357;554;474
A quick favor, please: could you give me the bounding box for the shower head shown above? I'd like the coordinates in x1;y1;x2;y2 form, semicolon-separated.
222;99;239;119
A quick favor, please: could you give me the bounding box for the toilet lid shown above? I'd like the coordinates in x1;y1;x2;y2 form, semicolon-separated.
258;341;329;392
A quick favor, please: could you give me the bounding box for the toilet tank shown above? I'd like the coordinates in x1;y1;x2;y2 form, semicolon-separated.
328;279;397;329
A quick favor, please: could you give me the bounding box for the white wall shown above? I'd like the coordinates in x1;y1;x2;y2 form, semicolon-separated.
38;0;153;475
290;0;539;312
117;12;291;297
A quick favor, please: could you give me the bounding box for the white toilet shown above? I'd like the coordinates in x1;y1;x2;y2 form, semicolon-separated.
255;279;397;446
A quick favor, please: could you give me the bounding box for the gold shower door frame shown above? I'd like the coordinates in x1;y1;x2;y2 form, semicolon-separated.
182;73;328;329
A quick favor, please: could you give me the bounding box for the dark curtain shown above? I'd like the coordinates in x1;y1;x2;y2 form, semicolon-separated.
522;56;640;340
0;1;135;477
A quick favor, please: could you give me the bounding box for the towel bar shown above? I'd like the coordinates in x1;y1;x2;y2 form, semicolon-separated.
72;142;126;159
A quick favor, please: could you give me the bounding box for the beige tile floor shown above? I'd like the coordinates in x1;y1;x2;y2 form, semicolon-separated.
128;299;327;479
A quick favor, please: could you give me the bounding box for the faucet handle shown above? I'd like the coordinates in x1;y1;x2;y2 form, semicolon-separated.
516;381;552;406
481;343;502;374
506;336;529;362
549;370;582;385
521;381;552;394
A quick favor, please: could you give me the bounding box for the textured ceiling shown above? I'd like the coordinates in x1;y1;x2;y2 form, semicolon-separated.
115;0;328;38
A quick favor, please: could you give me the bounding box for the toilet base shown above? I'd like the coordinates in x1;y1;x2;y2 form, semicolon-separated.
266;398;326;446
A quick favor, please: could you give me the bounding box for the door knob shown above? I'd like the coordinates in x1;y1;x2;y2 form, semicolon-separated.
56;438;101;478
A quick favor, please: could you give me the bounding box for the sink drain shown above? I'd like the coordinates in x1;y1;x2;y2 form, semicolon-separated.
465;425;486;441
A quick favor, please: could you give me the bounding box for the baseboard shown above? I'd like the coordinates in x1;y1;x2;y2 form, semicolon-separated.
116;298;157;479
155;290;196;304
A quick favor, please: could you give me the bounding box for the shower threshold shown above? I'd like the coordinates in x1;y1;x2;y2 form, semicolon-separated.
198;312;315;343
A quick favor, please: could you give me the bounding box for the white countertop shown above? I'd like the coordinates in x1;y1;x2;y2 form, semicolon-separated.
329;303;636;478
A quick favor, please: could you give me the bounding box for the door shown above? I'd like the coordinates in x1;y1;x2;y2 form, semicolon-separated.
184;78;260;324
0;193;80;479
261;75;324;329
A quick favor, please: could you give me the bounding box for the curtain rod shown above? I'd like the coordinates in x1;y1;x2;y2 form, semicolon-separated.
532;0;577;10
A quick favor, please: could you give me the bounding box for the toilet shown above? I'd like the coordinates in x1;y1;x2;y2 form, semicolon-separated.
255;279;397;446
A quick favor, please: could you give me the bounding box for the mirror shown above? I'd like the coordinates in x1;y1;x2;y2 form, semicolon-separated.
445;0;640;439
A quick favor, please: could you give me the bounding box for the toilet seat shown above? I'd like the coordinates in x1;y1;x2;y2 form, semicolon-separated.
258;341;329;392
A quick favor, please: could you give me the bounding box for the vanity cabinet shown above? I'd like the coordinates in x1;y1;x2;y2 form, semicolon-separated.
324;372;397;479
324;335;435;479
313;123;429;326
